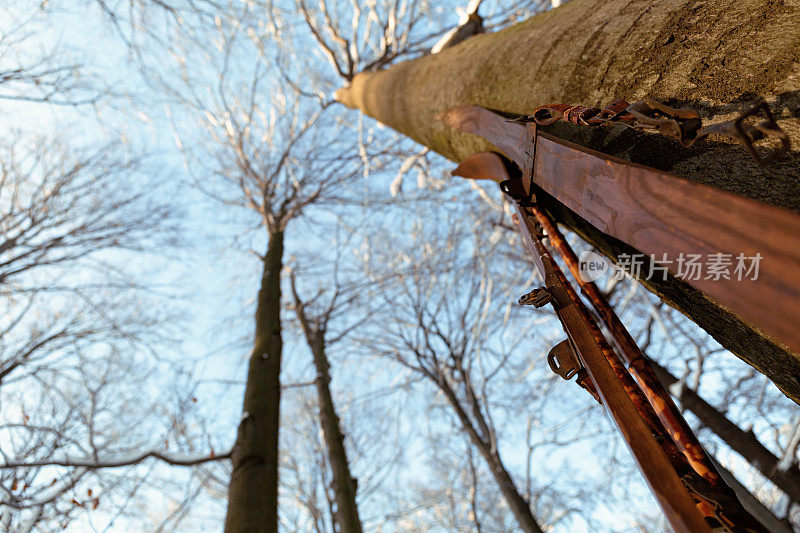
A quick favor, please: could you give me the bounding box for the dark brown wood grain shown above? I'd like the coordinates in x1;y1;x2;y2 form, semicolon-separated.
530;203;724;487
534;134;800;355
513;207;713;533
441;106;800;356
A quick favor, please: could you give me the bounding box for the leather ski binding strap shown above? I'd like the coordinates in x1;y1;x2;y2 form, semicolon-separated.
680;472;743;533
625;99;703;144
530;98;790;164
700;101;791;165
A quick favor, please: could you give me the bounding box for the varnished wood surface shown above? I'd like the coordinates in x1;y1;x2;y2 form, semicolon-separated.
514;207;713;533
441;105;800;355
438;107;532;177
534;134;800;355
453;152;511;182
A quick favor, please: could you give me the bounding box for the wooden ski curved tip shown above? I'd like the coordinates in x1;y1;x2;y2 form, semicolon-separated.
452;152;509;183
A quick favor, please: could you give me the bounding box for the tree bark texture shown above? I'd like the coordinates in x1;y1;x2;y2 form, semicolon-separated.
225;230;284;533
335;0;800;404
308;333;363;533
650;358;800;505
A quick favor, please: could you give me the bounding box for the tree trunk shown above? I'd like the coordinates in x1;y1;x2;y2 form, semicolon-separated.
439;380;544;533
649;358;800;505
334;0;800;404
289;274;363;533
710;457;794;533
225;230;284;533
308;332;363;533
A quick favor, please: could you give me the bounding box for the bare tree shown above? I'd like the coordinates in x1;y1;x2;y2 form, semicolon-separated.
293;0;435;82
289;0;551;84
2;1;794;531
0;129;229;530
0;135;172;284
0;348;226;531
0;0;237;525
0;0;178;105
0;134;173;390
358;204;548;533
289;268;363;533
0;3;97;105
278;366;409;533
158;5;374;528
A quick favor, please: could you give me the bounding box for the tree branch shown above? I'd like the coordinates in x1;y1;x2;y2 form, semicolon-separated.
1;448;231;470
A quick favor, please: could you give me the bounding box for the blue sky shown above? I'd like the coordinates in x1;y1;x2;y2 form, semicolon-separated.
1;1;798;531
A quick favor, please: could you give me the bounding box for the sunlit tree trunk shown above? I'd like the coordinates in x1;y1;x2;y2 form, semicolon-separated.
334;0;800;404
225;229;284;533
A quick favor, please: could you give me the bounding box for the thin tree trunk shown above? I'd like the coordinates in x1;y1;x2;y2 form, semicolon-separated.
290;278;363;533
649;358;800;505
334;0;800;404
776;418;800;473
225;229;285;533
308;333;363;533
710;457;793;533
466;444;484;533
438;379;544;533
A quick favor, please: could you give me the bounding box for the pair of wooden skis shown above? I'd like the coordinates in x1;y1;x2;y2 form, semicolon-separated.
443;104;797;532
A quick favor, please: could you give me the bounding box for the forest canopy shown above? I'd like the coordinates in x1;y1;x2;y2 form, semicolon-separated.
0;1;798;531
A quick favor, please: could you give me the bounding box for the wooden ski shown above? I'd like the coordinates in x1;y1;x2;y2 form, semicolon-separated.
452;149;771;532
440;105;800;355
